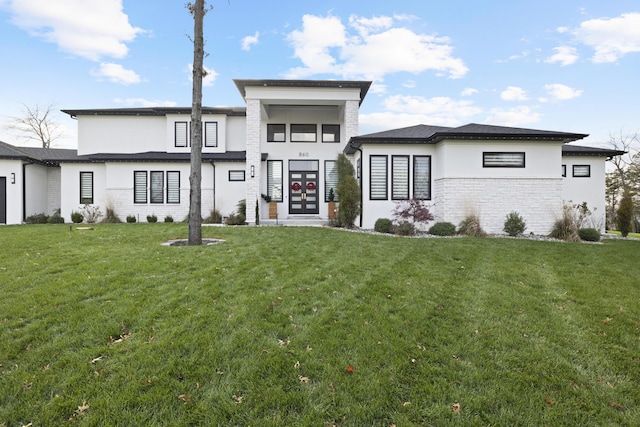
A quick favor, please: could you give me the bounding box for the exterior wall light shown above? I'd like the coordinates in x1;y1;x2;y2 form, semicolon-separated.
250;165;255;177
10;173;15;184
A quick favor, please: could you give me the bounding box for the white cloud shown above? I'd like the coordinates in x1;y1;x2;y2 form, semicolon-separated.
500;86;529;101
187;64;219;87
91;63;140;85
6;0;143;61
113;98;177;107
241;31;260;51
360;95;482;129
542;83;583;101
486;106;541;127
461;88;478;96
545;46;579;66
574;12;640;63
285;14;468;80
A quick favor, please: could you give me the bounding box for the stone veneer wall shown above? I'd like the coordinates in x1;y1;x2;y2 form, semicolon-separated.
344;100;359;141
104;188;214;222
244;98;261;224
433;177;563;235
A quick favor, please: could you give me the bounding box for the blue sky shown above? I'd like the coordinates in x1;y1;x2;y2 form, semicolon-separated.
1;0;639;149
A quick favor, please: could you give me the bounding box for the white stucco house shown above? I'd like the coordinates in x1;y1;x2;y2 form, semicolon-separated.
0;79;624;233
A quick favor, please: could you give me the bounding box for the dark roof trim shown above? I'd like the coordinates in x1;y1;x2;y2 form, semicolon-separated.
562;145;626;158
233;79;372;105
345;123;588;154
0;141;78;165
63;151;267;163
62;106;246;118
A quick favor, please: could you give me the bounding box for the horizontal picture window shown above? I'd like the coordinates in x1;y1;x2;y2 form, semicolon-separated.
229;170;245;181
291;124;317;142
572;165;590;177
483;152;525;168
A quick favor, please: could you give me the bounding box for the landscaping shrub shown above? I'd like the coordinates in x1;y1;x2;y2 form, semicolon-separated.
458;214;486;237
47;209;65;224
374;218;393;234
503;211;527;236
617;190;633;237
81;204;102;223
392;198;434;227
101;206;122;223
225;200;247;225
204;208;223;224
578;228;601;242
71;211;84;224
336;153;360;228
126;215;137;223
549;204;579;241
395;221;416;236
428;221;456;236
25;213;48;224
146;214;158;223
164;215;174;223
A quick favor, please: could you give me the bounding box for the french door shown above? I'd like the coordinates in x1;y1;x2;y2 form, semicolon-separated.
289;171;319;214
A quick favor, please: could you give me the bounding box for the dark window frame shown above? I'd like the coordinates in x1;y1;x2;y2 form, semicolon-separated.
134;171;148;204
322;124;340;143
228;170;246;181
370;155;388;200
166;171;180;204
150;171;164;204
324;160;339;202
175;121;189;147
562;165;567;177
267;160;283;202
290;124;317;142
204;121;218;147
267;124;286;142
483;152;526;168
391;155;410;200
572;164;591;177
79;171;93;204
413;155;432;200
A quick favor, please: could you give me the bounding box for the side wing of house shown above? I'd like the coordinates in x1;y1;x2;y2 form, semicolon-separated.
0;157;23;224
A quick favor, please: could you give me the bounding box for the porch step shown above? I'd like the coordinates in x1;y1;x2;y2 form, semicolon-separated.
261;216;327;227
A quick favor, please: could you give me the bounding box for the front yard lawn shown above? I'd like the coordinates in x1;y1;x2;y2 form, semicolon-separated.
1;224;639;425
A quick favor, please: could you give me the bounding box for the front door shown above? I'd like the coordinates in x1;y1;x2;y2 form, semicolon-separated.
289;171;319;214
0;177;6;224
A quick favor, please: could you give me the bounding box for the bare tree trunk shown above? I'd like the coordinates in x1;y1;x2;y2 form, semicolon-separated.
188;0;205;245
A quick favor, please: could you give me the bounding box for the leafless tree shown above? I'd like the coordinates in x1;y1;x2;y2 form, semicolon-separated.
607;129;639;190
8;103;63;148
187;0;210;245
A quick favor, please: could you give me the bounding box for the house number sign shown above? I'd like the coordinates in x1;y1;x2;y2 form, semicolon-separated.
298;152;310;157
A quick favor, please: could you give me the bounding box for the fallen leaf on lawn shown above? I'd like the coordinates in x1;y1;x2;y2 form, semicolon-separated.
22;423;33;427
74;401;90;416
306;345;313;352
43;364;50;371
346;365;354;373
402;401;411;406
451;403;461;412
177;394;191;402
298;375;310;383
294;361;300;369
546;398;554;405
603;317;612;324
91;356;103;364
23;381;32;390
232;394;244;404
609;401;624;410
278;338;290;346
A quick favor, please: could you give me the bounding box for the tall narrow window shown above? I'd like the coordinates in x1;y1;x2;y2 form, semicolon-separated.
324;160;339;202
175;122;188;147
391;156;409;200
79;172;93;204
204;122;218;147
134;171;147;204
150;171;164;203
322;124;340;142
267;160;283;202
413;156;431;200
370;155;388;200
267;124;286;142
167;171;180;204
291;124;317;142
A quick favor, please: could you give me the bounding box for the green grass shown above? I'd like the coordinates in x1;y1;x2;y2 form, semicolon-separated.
1;224;639;426
606;230;640;239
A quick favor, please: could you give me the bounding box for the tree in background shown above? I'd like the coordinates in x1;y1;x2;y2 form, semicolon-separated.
335;153;360;228
8;103;63;148
605;130;639;231
617;190;634;237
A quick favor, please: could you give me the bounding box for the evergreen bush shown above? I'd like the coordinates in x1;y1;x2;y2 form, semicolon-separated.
617;190;633;237
374;218;393;234
336;153;360;228
126;215;136;223
164;215;174;223
578;228;601;242
428;222;456;236
395;221;416;236
71;211;84;224
503;211;527;236
47;210;65;224
146;214;158;223
25;213;49;224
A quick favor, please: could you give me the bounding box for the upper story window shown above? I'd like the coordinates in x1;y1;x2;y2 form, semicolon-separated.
483;152;525;168
267;124;286;142
291;124;317;142
175;122;188;147
204;122;218;147
322;124;340;143
572;165;590;177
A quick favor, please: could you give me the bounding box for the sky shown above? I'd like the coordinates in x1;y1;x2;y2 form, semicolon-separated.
1;0;639;149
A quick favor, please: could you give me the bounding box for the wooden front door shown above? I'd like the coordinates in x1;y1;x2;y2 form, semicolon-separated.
289;171;319;215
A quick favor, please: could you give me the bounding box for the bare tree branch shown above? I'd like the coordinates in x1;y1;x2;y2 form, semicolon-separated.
8;103;64;148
